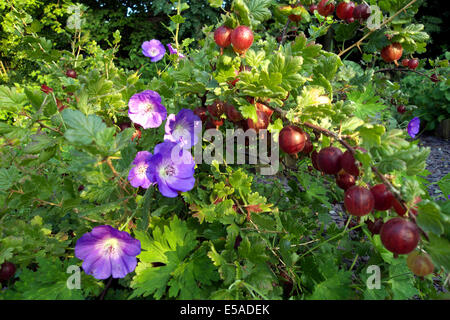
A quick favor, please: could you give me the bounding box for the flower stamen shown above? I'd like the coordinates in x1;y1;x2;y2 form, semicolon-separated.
102;238;120;256
136;164;148;178
165;165;176;176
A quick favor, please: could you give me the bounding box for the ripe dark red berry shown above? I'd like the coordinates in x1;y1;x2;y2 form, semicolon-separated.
207;100;225;118
309;4;319;13
353;3;371;20
318;0;335;17
301;133;313;154
0;261;16;281
288;14;301;22
370;184;394;211
430;73;439;83
118;122;131;131
234;235;243;250
381;43;403;63
340;147;365;177
230;26;254;54
392;197;407;216
346;17;355;23
336;171;356;190
336;1;355;20
401;59;410;67
344;186;375;216
41;84;53;94
205;119;215;130
194;107;208;123
246;110;269;133
279;125;307;155
255;102;274;119
407;251;434;277
408;58;419;70
65;69;77;79
317;146;343;174
311;150;321;171
214;26;233;48
397;105;406;114
380;217;420;254
225;103;243;122
288;4;304;22
366;218;384;235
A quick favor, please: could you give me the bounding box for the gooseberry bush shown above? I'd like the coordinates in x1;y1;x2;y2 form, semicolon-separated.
0;0;449;300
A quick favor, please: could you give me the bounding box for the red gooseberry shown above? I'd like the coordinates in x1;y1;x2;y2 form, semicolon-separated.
344;185;375;216
380;217;420;254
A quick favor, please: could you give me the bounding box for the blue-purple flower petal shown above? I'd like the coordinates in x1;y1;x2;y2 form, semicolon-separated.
166;176;195;192
128;150;153;189
407;117;420;139
167;44;185;59
146;141;196;198
156;177;179;198
75;226;141;280
132;151;152;165
164;109;200;149
111;255;137;279
142;40;166;62
128;90;167;129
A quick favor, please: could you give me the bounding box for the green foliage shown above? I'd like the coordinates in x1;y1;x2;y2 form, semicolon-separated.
400;55;450;131
131;216;219;299
1;257;84;300
0;0;448;302
347;84;387;120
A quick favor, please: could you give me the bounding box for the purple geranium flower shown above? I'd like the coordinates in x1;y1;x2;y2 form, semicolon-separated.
164;109;201;149
128;90;167;129
75;225;141;280
128;151;153;188
142;40;166;62
147;141;195;198
167;44;185;59
407;117;420;139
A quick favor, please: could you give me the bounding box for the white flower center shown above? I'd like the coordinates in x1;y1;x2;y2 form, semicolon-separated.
143;102;155;113
102;238;120;257
150;48;158;56
137;163;148;178
160;164;176;178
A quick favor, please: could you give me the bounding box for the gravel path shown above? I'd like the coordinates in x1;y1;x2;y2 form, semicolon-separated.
418;134;450;200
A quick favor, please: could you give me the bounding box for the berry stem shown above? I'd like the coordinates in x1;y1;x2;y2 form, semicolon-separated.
374;67;435;81
99;277;113;300
277;19;291;50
